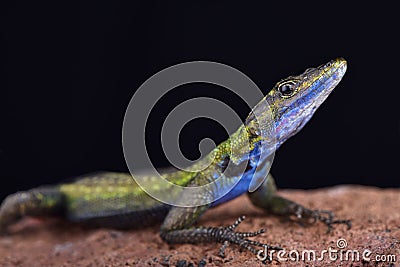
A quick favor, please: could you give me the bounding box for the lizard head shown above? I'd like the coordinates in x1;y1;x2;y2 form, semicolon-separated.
262;58;347;147
217;58;347;193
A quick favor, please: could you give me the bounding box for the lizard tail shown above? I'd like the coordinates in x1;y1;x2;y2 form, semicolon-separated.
0;186;63;234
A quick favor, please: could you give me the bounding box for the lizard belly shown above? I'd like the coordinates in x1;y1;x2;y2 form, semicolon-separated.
210;143;267;207
210;172;254;207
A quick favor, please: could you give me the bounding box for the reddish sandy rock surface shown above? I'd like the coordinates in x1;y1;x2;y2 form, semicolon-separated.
0;185;399;267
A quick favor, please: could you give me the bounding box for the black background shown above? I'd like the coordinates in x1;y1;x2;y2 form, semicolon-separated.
1;1;399;201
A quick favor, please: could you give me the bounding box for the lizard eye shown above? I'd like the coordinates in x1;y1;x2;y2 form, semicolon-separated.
278;81;296;97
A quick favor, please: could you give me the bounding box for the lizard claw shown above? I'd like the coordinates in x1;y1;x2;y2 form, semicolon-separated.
293;205;351;233
216;216;282;257
311;210;352;233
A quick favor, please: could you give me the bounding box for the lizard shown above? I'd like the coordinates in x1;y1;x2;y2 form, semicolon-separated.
0;58;351;256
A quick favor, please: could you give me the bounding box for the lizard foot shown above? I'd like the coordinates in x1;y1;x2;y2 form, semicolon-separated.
160;216;281;257
291;205;351;233
217;216;282;258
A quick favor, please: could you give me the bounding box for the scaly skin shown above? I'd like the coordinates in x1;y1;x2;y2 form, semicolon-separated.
0;58;351;256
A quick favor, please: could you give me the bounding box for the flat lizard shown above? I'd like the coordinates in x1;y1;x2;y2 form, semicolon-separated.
0;58;351;256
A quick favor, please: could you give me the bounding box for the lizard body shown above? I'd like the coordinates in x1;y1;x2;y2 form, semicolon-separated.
0;58;351;255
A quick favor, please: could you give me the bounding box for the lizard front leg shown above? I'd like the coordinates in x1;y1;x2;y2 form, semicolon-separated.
248;174;351;233
159;172;281;257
